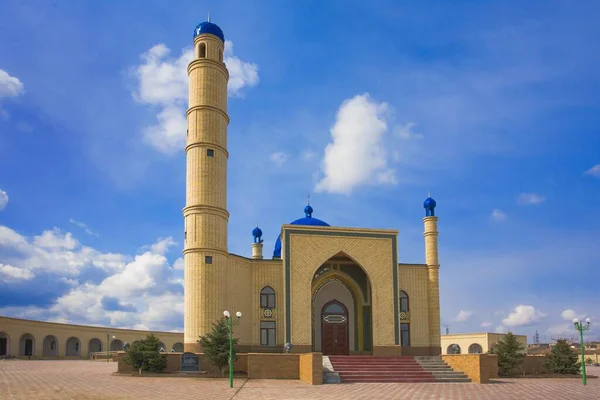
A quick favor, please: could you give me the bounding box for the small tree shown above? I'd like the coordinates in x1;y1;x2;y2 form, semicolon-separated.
123;334;167;374
585;358;593;365
544;339;580;374
198;318;238;376
489;332;526;375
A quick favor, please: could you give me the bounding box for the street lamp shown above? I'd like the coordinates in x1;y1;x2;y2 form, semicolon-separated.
223;310;242;388
573;318;591;385
106;334;116;363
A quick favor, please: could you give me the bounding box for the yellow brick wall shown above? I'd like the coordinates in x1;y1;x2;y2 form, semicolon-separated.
398;264;430;347
283;226;397;347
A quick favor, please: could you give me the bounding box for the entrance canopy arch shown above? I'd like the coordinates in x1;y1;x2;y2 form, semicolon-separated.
310;252;373;354
43;335;59;357
0;332;9;356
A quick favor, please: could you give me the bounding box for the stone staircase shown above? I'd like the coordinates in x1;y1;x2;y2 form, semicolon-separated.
328;356;437;383
415;356;471;382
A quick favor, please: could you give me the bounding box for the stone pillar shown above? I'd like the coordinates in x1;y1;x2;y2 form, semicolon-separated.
251;242;264;259
424;216;441;355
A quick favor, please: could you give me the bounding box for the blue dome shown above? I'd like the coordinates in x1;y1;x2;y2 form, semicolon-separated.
272;206;330;258
252;226;263;238
193;21;225;43
423;197;436;209
424;196;437;217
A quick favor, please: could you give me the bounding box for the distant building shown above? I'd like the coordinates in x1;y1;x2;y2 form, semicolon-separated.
441;332;528;355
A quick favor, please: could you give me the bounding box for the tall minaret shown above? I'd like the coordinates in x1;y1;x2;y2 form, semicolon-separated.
423;195;441;355
183;19;229;352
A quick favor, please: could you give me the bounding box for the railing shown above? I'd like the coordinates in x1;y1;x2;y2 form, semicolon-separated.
89;351;120;360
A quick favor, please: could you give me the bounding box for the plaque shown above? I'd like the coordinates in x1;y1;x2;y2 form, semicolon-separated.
181;352;200;372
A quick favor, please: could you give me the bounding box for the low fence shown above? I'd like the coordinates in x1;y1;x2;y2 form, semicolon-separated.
116;352;323;385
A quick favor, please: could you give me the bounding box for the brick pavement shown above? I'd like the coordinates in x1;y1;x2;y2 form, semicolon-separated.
1;360;599;400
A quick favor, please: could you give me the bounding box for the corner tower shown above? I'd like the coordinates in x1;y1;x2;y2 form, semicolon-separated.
183;20;229;351
423;195;441;354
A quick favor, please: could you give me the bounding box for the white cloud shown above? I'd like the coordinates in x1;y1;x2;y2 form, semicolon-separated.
301;150;317;162
560;308;586;321
33;228;78;250
132;41;258;154
480;321;493;328
0;189;8;211
0;263;34;282
0;69;24;98
584;164;600;178
172;257;184;271
517;193;546;205
546;323;573;338
491;209;506;221
495;325;506;333
455;310;473;322
69;218;100;238
270;151;290;167
0;224;184;331
315;93;396;194
502;305;547;327
394;122;423;140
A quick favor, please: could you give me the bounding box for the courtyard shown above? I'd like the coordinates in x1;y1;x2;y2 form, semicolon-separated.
1;360;599;399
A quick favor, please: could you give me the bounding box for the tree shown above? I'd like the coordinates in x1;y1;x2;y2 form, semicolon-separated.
198;317;238;376
544;339;580;374
123;334;167;374
489;332;526;375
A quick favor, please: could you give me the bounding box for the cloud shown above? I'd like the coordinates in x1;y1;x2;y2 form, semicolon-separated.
0;69;24;98
394;122;423;140
301;150;317;162
546;323;574;338
480;321;493;328
132;41;259;154
315;93;397;194
491;209;506;221
455;310;473;322
0;223;184;331
0;263;34;282
584;164;600;178
0;189;8;211
502;305;547;327
172;257;184;271
517;193;546;205
560;308;586;321
69;218;100;238
495;325;506;333
270;151;290;167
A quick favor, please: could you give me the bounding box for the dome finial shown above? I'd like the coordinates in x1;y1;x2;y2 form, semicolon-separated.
307;193;311;205
207;11;211;23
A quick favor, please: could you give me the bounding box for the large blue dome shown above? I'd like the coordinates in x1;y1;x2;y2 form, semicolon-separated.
272;206;330;258
193;21;225;43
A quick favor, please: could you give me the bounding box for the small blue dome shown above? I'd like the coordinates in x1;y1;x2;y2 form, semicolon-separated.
424;196;437;217
273;205;330;258
252;226;263;238
193;21;225;43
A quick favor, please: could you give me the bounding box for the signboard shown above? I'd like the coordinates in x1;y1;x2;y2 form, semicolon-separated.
181;352;200;372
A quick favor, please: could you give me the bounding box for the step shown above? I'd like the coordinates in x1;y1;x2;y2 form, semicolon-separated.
342;377;437;383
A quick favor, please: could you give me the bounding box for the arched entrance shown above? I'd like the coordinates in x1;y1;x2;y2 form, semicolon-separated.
42;335;59;357
311;252;372;354
321;300;349;355
19;334;35;356
88;338;102;354
66;337;81;357
111;339;124;351
0;332;9;356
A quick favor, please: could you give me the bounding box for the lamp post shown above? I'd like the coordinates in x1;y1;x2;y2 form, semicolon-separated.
573;317;591;385
223;310;242;388
106;334;116;363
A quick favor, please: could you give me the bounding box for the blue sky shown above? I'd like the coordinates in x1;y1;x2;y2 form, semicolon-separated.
0;0;599;341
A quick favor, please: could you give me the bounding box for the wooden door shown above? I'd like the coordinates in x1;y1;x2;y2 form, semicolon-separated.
321;300;349;355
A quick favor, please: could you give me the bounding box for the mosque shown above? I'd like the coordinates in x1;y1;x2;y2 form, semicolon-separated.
0;19;442;359
183;20;442;356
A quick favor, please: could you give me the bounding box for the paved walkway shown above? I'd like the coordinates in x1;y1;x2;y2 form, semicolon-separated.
1;360;599;399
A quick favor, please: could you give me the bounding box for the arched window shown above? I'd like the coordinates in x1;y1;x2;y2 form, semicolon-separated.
447;344;461;354
399;291;409;313
468;343;483;354
198;42;206;58
260;286;275;308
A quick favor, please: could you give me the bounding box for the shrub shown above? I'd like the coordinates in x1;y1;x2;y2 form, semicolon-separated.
488;332;526;375
123;334;167;374
544;339;580;374
198;317;238;376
